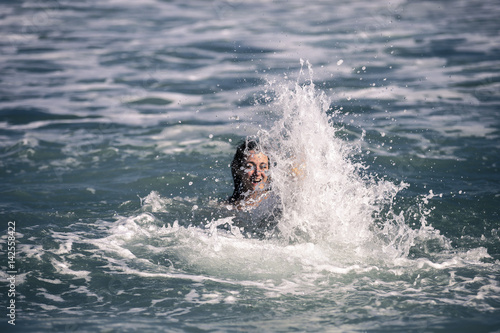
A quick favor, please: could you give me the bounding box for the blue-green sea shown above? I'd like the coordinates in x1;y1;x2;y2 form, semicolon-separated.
1;0;499;332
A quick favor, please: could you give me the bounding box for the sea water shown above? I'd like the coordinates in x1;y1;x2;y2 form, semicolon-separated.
1;0;499;332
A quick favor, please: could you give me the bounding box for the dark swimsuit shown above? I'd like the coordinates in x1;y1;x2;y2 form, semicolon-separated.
230;191;282;238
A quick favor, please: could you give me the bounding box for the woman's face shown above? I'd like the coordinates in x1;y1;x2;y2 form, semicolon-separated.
239;150;269;193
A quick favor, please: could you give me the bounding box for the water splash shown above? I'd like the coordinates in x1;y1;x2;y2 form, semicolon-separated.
88;63;484;285
257;61;440;263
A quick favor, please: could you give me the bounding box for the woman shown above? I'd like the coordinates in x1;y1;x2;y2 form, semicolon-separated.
222;139;282;237
228;139;271;209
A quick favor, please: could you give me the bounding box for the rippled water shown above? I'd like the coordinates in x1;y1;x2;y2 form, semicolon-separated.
1;0;499;332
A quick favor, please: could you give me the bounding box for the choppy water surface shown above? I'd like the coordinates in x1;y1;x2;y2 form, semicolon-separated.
1;0;499;332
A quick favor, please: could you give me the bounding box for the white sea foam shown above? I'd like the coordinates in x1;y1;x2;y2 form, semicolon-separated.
37;289;65;303
50;257;91;282
86;213;497;312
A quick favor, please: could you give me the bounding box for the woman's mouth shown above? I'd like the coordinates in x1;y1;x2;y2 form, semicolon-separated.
251;177;267;189
252;178;262;184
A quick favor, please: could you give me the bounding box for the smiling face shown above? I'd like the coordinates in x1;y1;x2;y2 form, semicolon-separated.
239;150;269;194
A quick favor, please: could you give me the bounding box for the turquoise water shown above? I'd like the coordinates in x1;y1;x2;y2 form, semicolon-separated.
1;0;499;332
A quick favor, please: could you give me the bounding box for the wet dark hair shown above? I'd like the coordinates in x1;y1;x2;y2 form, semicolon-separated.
228;139;268;203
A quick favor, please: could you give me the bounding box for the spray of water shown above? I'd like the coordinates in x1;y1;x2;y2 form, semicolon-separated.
257;60;428;262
